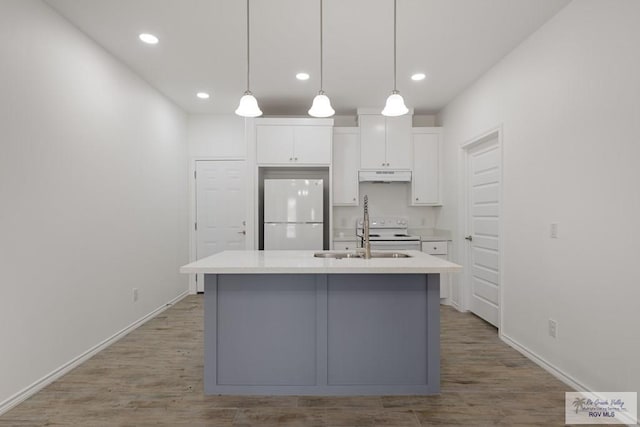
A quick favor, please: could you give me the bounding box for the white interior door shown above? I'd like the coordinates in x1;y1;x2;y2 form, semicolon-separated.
465;136;501;327
195;160;246;292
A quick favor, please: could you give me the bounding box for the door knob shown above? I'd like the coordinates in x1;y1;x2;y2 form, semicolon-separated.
237;230;246;235
465;235;473;241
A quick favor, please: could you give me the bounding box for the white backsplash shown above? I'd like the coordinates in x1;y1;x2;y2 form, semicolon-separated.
333;182;439;231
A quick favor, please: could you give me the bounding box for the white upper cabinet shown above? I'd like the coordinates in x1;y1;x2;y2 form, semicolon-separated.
332;128;360;206
358;110;412;170
385;115;412;169
359;115;387;169
256;119;333;165
411;128;442;206
294;126;332;164
256;125;294;164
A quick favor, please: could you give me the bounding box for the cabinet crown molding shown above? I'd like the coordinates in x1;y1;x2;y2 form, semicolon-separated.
357;107;414;116
255;117;334;126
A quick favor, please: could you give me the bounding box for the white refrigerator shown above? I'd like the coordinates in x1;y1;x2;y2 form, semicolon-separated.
264;179;324;250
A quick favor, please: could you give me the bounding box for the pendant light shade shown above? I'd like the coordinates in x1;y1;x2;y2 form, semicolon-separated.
236;0;262;117
308;0;335;118
382;0;409;117
382;91;408;117
309;92;335;118
235;91;262;117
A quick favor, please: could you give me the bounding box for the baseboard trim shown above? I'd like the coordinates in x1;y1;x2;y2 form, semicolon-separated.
0;291;189;416
500;332;590;392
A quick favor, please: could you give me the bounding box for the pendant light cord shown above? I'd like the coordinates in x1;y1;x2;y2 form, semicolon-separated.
393;0;397;92
246;0;251;92
320;0;324;92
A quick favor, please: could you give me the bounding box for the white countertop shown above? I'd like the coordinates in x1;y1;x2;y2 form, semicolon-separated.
180;250;462;275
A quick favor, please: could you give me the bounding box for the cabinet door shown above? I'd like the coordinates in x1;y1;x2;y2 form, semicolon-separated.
332;129;359;206
359;115;387;169
256;125;294;164
385;115;412;169
412;132;441;205
293;126;332;164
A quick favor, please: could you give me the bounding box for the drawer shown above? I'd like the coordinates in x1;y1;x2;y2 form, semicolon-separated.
421;241;448;255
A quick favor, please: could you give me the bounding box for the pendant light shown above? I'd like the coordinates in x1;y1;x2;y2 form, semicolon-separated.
308;0;335;117
381;0;409;117
235;0;262;117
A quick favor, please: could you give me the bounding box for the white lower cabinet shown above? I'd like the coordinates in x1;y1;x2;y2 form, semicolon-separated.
421;240;450;299
333;240;358;251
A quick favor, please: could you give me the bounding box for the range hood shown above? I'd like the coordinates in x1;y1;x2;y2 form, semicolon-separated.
359;170;412;183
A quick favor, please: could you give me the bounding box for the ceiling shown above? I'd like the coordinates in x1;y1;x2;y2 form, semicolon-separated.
44;0;571;116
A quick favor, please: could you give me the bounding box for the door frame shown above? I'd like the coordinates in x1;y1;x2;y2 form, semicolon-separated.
189;157;255;294
459;125;504;330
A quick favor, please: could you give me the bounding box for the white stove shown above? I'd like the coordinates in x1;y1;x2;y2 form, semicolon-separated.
355;217;421;250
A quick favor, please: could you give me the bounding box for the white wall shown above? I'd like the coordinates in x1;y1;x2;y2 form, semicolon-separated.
332;114;437;127
0;0;188;408
334;183;438;231
438;0;640;398
188;114;246;158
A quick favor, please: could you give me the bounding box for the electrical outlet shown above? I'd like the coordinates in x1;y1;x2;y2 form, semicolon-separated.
133;288;139;302
550;223;559;239
548;318;558;338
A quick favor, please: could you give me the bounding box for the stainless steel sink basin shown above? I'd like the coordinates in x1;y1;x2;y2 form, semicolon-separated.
369;252;412;258
314;252;363;259
313;252;412;259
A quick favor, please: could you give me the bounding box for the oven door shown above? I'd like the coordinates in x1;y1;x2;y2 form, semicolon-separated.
369;240;421;251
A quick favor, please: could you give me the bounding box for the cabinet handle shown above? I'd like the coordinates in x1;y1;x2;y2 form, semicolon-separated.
416;198;419;201
294;157;298;161
387;163;390;166
289;157;293;161
353;197;356;201
381;162;385;166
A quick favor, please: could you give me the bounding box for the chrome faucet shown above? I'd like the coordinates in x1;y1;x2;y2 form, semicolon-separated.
362;195;372;259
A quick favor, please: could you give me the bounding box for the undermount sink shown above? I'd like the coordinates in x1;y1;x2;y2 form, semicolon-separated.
313;252;412;259
314;252;362;259
370;252;412;258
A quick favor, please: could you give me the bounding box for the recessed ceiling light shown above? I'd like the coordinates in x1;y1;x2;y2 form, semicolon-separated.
411;73;427;81
139;33;159;44
296;72;310;81
196;92;210;99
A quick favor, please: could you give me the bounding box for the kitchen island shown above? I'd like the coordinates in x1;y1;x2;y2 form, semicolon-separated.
180;250;461;395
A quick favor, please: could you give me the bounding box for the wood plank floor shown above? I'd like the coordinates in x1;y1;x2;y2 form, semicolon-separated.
0;295;572;426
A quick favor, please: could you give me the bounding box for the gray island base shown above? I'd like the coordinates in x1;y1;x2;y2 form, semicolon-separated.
204;272;440;395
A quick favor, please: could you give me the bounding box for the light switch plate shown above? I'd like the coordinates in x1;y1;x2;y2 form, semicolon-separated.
549;318;558;338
